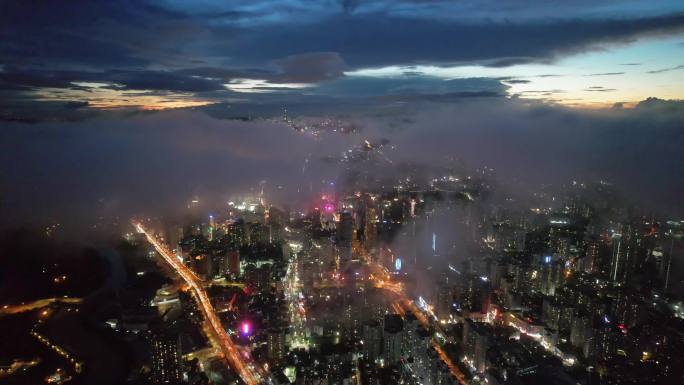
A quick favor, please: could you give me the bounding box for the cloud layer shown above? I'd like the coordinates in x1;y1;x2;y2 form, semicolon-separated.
2;97;683;235
1;0;683;114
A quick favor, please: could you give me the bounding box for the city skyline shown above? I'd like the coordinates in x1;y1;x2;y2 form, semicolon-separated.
1;2;684;385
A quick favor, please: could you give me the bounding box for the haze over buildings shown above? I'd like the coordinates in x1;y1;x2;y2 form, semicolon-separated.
0;1;683;385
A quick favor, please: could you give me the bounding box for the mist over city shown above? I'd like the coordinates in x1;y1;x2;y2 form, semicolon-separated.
1;1;684;385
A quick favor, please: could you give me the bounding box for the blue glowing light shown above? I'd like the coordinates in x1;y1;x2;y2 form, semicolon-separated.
418;296;428;311
432;233;436;253
395;258;402;271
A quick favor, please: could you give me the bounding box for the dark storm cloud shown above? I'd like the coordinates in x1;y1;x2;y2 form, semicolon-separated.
313;76;507;98
0;0;189;68
3;1;684;73
0;68;227;93
174;67;274;80
270;52;347;83
172;57;344;88
158;1;684;23
483;57;549;68
0;69;90;91
223;13;684;68
64;101;89;109
0;0;682;119
104;70;226;92
351;0;684;20
341;0;361;14
177;52;349;84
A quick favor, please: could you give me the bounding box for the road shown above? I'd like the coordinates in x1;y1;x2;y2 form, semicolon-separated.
132;221;262;385
284;246;308;349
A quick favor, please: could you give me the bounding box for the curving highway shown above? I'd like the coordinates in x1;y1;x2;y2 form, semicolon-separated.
132;220;262;385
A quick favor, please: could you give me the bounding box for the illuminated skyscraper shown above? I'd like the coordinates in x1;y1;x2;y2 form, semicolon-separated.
208;214;215;241
150;330;182;384
364;207;378;246
267;328;287;365
609;233;627;284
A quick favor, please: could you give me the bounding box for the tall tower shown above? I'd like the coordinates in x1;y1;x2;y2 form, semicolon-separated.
663;221;684;293
208;214;215;241
337;211;354;264
609;233;624;283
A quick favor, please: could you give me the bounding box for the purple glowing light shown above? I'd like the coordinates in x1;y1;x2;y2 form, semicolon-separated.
241;321;251;335
323;203;335;213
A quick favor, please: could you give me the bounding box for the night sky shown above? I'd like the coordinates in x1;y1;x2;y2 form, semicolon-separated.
1;0;683;231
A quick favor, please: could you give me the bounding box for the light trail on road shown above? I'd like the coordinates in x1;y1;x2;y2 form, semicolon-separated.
133;221;262;385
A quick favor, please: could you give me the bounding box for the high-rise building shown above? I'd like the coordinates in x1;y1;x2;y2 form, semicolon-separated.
193;253;213;280
362;320;383;362
582;236;601;274
226;250;240;276
462;319;492;373
539;255;562;296
412;327;432;382
364;207;378;247
662;221;684;293
150;330;182;384
208;215;215;241
402;313;420;358
244;264;272;292
383;314;404;365
226;219;246;247
248;222;270;245
435;284;452;321
592;316;619;360
211;251;228;277
336;211;354;263
609;233;626;283
570;311;593;358
609;224;643;285
267;328;287;365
